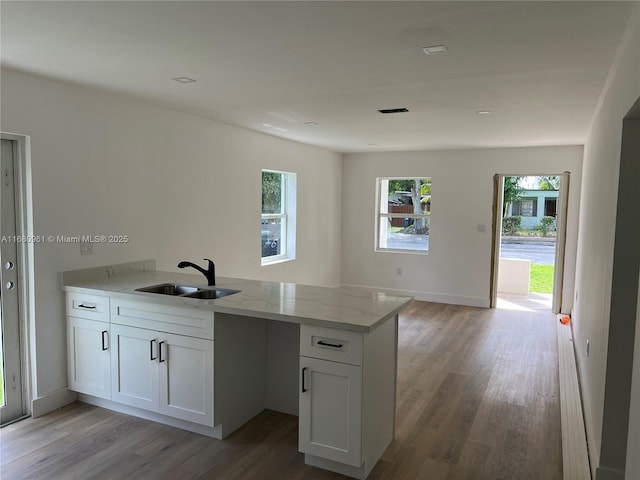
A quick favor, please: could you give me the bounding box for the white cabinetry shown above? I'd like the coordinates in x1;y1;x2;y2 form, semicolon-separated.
66;292;111;399
111;323;158;411
110;324;214;426
299;356;362;466
158;331;214;425
299;319;398;480
65;282;402;479
110;299;214;427
66;294;215;428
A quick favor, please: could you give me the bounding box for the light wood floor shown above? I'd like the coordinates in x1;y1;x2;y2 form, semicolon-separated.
0;301;562;480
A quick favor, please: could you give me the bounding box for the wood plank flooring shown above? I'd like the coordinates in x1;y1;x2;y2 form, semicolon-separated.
0;301;562;480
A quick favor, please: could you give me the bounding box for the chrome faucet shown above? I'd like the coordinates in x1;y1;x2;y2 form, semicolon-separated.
177;258;216;286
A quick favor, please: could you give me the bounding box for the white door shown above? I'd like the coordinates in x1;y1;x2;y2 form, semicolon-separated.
0;138;25;424
157;332;214;426
299;356;362;467
111;324;158;411
67;317;111;399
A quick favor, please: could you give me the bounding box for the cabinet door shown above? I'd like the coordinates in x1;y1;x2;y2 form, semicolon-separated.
158;333;214;426
111;324;158;411
299;356;362;467
67;317;111;399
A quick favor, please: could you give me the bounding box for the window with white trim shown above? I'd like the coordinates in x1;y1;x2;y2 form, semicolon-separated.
376;177;431;253
261;169;296;264
512;197;537;217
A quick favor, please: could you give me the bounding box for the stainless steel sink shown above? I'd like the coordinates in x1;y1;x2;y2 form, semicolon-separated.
184;288;240;300
135;283;240;300
136;283;199;295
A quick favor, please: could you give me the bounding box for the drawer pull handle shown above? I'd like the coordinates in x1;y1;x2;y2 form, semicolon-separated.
317;340;343;349
159;341;166;363
301;367;308;393
78;304;96;309
101;331;109;351
150;339;157;361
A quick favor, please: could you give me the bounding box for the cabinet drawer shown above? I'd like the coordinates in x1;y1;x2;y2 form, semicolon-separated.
300;325;363;366
67;292;110;322
111;299;214;340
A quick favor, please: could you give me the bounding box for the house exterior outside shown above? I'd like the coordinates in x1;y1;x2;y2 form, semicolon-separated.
506;189;559;230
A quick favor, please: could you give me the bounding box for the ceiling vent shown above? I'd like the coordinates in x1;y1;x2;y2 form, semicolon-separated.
172;77;196;83
422;45;449;55
378;108;409;114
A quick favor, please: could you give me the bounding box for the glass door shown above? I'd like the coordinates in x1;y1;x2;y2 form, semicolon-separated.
1;138;25;424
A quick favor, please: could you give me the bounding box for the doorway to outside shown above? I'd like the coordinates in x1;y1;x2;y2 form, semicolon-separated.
491;174;569;313
1;135;30;425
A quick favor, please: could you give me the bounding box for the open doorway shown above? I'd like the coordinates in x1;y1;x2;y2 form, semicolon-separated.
490;173;569;313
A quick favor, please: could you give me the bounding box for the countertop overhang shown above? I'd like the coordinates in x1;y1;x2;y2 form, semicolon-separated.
62;260;413;333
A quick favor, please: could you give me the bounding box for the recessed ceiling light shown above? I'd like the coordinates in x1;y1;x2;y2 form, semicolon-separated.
422;45;449;55
304;122;319;126
476;110;492;115
172;77;196;83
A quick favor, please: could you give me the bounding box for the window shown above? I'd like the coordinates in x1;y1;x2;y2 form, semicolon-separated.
261;169;296;265
512;198;537;217
376;178;431;253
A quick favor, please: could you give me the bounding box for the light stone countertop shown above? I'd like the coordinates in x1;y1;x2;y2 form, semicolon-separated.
62;260;413;333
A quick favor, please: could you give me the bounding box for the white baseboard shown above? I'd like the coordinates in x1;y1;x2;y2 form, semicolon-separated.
340;283;490;308
31;388;77;417
557;320;591;479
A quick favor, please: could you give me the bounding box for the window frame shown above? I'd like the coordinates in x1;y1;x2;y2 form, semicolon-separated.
261;169;296;265
375;177;431;255
513;197;537;217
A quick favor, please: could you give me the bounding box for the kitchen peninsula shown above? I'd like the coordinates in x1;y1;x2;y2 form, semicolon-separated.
63;260;412;479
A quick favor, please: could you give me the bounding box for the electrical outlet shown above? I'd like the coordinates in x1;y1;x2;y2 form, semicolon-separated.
396;267;403;276
80;240;93;255
586;339;590;357
477;224;486;232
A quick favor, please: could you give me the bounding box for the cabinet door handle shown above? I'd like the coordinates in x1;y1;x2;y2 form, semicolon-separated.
317;340;343;349
301;367;308;393
150;339;157;361
78;303;96;309
101;331;108;351
158;341;166;363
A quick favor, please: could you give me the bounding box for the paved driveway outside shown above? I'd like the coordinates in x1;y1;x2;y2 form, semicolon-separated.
384;234;556;266
500;243;556;265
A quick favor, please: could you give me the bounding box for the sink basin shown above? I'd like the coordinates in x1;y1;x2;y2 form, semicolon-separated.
135;283;240;300
184;288;240;300
135;283;199;296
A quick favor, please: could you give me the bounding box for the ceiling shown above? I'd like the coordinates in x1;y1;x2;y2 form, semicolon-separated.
0;1;634;153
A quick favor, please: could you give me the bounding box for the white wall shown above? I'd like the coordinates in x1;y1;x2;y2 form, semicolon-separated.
0;68;342;405
341;146;582;309
571;5;640;479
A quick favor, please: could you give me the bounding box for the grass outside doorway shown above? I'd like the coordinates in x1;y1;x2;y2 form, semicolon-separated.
530;264;554;293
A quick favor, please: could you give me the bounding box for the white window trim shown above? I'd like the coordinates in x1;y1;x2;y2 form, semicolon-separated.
375;177;430;255
261;170;296;266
